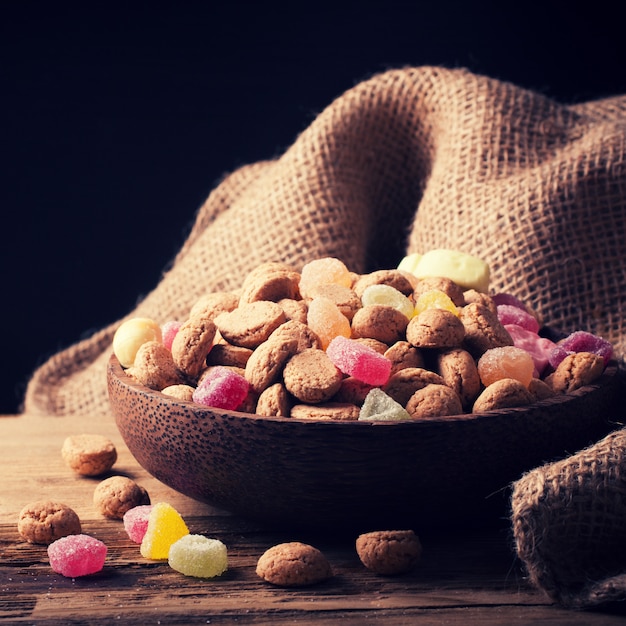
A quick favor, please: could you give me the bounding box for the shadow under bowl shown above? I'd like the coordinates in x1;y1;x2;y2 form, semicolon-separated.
107;354;623;532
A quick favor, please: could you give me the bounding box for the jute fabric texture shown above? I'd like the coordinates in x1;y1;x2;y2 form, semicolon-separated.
23;65;626;417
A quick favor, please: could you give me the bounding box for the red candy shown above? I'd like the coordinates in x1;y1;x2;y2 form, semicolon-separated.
123;504;154;544
549;330;614;369
192;366;250;410
161;320;182;351
505;324;556;376
497;304;539;333
48;534;107;577
326;336;392;386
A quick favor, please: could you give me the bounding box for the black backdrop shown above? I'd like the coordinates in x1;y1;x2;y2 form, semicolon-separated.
3;2;625;414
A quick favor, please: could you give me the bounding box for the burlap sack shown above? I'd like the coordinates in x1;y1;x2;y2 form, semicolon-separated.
23;65;626;417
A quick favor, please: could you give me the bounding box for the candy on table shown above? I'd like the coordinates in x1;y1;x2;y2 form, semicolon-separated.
549;330;614;369
326;336;392;386
358;388;412;421
414;289;459;317
168;534;228;578
505;324;556;376
113;317;163;368
360;284;414;320
496;304;540;333
123;504;154;544
396;252;422;274
477;346;535;388
48;534;107;577
306;296;351;350
161;320;182;351
192;366;250;411
404;249;490;293
140;502;189;560
299;257;353;298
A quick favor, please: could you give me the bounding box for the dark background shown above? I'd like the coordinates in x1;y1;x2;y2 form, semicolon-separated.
3;2;625;414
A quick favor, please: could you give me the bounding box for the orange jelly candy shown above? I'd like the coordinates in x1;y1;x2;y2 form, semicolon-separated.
307;296;351;350
477;346;535;388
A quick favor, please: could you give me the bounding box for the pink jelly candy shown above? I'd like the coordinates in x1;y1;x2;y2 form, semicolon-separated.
492;293;530;311
326;336;392;386
123;504;154;544
192;366;250;410
497;304;539;333
48;534;107;577
549;330;613;369
161;320;182;351
505;324;556;376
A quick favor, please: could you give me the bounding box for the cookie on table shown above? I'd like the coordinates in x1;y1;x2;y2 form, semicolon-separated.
256;542;333;586
61;433;118;477
18;500;81;545
93;476;151;520
356;529;422;575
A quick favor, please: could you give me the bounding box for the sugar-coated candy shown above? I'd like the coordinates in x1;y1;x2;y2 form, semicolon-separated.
168;534;228;578
549;330;613;369
123;504;154;544
299;257;352;298
326;336;392;386
414;289;459;317
359;388;412;421
361;284;414;320
477;346;535;388
48;534;107;577
492;292;530;311
397;252;422;274
505;324;556;376
410;249;490;293
140;502;189;560
307;296;351;350
497;304;539;333
113;317;162;368
192;366;250;410
161;320;182;351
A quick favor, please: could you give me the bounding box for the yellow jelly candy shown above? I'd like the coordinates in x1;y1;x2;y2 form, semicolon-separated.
113;317;162;368
140;502;189;560
361;284;414;320
414;290;459;316
307;296;351;350
397;252;422;274
412;249;490;293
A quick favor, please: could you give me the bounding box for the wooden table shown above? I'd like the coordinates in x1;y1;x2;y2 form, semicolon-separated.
1;412;624;625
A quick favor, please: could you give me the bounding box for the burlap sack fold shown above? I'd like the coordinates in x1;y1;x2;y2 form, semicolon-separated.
23;65;626;417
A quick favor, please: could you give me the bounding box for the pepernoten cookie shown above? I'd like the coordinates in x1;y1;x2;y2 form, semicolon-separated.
61;433;118;476
256;541;333;586
93;476;151;520
356;529;422;575
18;501;82;544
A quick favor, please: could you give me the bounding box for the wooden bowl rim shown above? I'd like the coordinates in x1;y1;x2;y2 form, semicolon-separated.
107;353;620;427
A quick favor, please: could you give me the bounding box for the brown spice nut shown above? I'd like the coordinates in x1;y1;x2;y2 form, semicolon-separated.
277;298;308;324
353;269;415;297
171;315;218;380
127;341;183;390
383;367;445;407
17;501;82;545
206;342;254;368
406;308;465;349
161;383;195;401
413;276;466;307
238;262;301;304
356;530;422;575
472;378;534;412
528;377;556;401
61;433;118;476
283;348;343;403
332;377;374;406
406;383;463;418
290;402;360;421
215;301;287;349
435;347;482;410
384;340;425;375
304;283;362;321
256;541;333;587
93;476;150;520
188;291;239;321
459;303;513;357
351;304;409;345
462;289;498;314
245;337;299;394
256;383;291;417
550;351;605;393
267;319;322;352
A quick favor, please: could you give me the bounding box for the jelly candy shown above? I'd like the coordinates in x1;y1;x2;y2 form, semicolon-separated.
549;330;613;369
359;388;412;421
410;249;490;293
161;320;182;351
497;304;539;333
477;346;535;388
48;534;107;577
361;284;414;320
168;534;228;578
140;502;189;560
504;324;556;376
299;257;352;298
414;289;459;316
192;366;250;410
113;317;162;368
123;504;154;544
307;296;351;350
397;252;422;274
327;335;392;386
492;293;530;311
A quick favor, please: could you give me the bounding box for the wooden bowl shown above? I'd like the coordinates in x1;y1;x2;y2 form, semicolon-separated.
107;354;622;532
